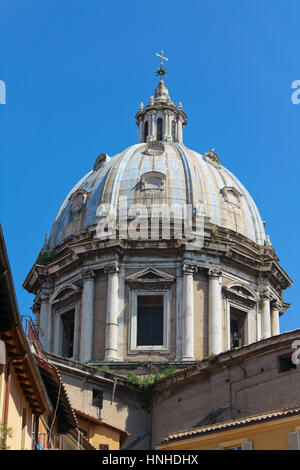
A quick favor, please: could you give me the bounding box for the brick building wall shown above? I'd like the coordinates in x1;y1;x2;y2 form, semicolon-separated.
152;330;300;447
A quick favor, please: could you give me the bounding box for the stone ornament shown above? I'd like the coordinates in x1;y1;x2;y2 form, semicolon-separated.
40;291;50;302
144;141;165;156
208;267;222;279
272;300;283;311
182;263;198;275
93;153;110;171
260;290;272;301
104;264;120;275
31;299;41;314
81;269;95;281
204;149;221;168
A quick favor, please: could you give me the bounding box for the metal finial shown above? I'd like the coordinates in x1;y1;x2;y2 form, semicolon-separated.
155;50;168;79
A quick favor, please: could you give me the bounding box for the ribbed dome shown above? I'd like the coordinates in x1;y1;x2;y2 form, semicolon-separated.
48;142;266;249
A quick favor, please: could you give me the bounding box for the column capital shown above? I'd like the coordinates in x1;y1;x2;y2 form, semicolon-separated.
81;269;95;281
260;290;272;301
208;267;222;279
182;263;198;275
31;298;41;314
40;291;50;302
104;264;120;275
272;299;282;311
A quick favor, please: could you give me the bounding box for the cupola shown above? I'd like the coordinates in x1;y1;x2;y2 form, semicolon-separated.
135;51;187;143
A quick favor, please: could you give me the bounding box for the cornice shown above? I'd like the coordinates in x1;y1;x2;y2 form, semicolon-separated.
23;223;292;296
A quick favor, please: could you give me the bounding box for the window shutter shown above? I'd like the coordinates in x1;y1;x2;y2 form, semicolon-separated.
289;431;300;450
242;441;253;450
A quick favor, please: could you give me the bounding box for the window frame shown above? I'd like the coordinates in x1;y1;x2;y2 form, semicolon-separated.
144;121;149;142
223;283;258;349
157;117;163;141
53;301;79;359
137;294;164;347
128;288;171;354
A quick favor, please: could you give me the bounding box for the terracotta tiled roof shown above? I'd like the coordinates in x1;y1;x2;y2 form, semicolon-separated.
162;405;300;443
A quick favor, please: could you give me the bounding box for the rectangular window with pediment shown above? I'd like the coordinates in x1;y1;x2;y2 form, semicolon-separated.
137;295;164;346
230;306;246;349
61;309;75;358
129;289;171;354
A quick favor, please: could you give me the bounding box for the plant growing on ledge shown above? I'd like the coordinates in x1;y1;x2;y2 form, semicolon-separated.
36;248;58;265
206;353;218;363
127;365;180;397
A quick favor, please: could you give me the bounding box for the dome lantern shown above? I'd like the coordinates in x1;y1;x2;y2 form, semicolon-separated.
135;52;187;144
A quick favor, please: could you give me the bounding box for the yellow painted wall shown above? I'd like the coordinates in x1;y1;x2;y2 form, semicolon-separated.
156;415;300;450
78;418;120;450
6;368;33;450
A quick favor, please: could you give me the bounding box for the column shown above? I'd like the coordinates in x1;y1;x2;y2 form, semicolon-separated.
138;120;143;143
177;116;183;143
80;269;95;362
117;266;125;361
175;267;183;360
245;307;256;345
182;263;197;361
208;268;223;356
104;264;120;361
271;300;281;336
39;291;51;351
260;292;271;339
168;112;172;139
151;112;156;141
163;111;170;142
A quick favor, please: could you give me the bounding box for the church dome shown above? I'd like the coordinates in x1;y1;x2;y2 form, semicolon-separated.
47;74;266;250
26;61;291;367
48;142;266;249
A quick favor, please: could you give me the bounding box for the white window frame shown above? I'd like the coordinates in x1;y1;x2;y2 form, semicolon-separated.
128;288;171;353
225;300;253;351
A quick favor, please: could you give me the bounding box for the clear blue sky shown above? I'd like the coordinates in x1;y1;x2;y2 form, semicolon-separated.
0;0;299;333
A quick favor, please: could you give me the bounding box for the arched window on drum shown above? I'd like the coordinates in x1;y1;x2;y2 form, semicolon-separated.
144;121;149;142
157;118;163;141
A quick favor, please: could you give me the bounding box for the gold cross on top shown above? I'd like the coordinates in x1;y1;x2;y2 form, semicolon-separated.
156;50;168;68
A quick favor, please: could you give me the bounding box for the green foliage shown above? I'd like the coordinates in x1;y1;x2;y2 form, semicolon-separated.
127;365;180;396
36;249;58;265
206;353;218;363
0;421;13;450
100;365;111;373
158;365;179;376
